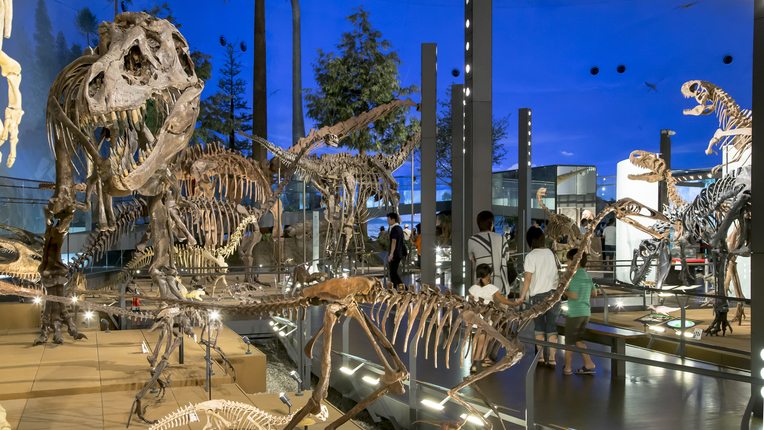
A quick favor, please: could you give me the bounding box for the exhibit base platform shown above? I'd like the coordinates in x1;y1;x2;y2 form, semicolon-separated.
2;385;361;430
589;307;751;369
0;324;266;402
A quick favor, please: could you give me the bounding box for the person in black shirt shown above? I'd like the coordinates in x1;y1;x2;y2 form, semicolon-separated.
387;212;407;287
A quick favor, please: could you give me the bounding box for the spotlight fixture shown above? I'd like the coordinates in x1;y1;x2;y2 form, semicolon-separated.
617;64;626;73
240;41;247;52
209;310;220;320
85;311;94;320
219;35;227;47
648;326;665;333
289;370;304;396
33;297;41;304
101;318;110;333
723;55;733;64
590;66;599;75
71;296;78;303
242;336;252;355
120;0;128;12
279;392;293;414
451;68;460;77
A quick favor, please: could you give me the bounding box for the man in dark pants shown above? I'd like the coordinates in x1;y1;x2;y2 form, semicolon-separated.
387;212;407;287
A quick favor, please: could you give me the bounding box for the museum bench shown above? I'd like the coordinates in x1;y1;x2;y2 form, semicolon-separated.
556;317;650;379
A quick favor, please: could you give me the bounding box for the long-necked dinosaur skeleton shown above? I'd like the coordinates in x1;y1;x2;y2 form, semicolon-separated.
0;0;23;168
242;126;421;265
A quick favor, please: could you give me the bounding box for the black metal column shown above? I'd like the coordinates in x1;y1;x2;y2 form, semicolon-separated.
751;0;764;418
518;108;532;254
658;130;674;212
421;43;437;288
465;0;492;283
451;84;465;292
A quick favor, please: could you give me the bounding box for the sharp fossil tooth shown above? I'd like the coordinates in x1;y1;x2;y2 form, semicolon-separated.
101;114;107;123
123;168;129;177
120;111;127;121
131;109;140;124
131;159;138;170
111;111;117;121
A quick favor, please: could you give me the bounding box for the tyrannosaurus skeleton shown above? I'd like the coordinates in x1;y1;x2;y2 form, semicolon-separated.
38;12;203;346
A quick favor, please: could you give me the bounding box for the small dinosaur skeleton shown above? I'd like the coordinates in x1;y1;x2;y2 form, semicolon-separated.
536;187;583;247
148;400;328;430
681;80;751;172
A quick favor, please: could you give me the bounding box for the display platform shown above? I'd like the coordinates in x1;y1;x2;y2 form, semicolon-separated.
0;324;266;401
1;384;362;430
589;307;751;369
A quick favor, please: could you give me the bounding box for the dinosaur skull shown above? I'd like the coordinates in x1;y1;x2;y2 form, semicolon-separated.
627;150;666;183
0;238;42;280
611;198;668;239
79;12;203;193
681;80;717;116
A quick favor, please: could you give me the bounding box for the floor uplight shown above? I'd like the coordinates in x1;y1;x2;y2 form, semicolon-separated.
648;326;665;333
421;397;449;411
340;363;364;375
460;414;485;426
362;376;379;385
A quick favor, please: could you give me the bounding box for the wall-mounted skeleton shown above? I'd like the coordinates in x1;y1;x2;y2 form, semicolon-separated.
0;0;23;168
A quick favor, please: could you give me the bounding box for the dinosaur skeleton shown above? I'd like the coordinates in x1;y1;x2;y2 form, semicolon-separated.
0;0;23;168
38;12;204;347
242;127;421;264
0;223;43;280
628;150;688;209
148;400;328;430
68;197;650;428
536;187;583;247
681;80;751;172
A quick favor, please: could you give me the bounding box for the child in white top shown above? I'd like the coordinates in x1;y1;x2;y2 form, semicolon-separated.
468;264;521;372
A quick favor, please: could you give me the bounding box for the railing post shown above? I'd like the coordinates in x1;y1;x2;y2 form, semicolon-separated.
601;288;609;325
525;348;542;429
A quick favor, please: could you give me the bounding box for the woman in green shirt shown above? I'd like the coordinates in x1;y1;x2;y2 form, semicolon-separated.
563;248;598;376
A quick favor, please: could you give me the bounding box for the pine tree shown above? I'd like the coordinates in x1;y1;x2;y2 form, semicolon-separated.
54;31;69;72
304;6;419;155
200;43;253;153
34;0;57;85
69;43;84;64
74;7;98;48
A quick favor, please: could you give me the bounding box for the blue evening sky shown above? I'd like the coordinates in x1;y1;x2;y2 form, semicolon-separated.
15;0;753;177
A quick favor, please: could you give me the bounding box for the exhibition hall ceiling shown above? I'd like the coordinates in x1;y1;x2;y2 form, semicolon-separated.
4;0;751;180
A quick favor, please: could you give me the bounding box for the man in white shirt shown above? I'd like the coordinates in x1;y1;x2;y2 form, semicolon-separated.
403;224;412;241
602;218;616;270
468;211;509;294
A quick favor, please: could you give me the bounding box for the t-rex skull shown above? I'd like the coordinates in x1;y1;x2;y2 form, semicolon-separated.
75;12;203;193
